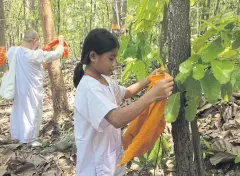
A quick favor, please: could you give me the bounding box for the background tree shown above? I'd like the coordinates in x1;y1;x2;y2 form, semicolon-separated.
39;0;69;124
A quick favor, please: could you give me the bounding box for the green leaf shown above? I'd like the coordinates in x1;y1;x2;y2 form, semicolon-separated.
219;48;238;59
201;38;224;63
164;93;181;123
235;156;240;164
175;71;191;84
149;138;162;166
221;82;233;102
133;60;146;81
123;39;138;59
193;64;208;80
119;36;130;57
120;63;133;83
211;60;234;84
231;67;240;92
200;71;221;103
179;54;200;73
232;38;240;50
185;99;197;121
221;32;231;48
193;28;218;53
186;77;202;102
190;0;195;6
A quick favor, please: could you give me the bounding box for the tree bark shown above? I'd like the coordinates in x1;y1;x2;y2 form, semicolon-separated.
24;0;35;29
0;0;5;46
191;119;205;176
214;0;220;15
160;3;168;65
111;0;127;35
39;0;69;123
168;0;197;175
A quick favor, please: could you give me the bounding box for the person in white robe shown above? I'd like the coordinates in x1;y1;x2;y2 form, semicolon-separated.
8;29;64;147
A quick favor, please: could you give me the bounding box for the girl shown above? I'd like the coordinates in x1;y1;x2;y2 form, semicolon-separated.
9;29;64;147
73;28;174;175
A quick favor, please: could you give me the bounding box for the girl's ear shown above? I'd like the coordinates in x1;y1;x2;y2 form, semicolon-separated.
89;51;97;62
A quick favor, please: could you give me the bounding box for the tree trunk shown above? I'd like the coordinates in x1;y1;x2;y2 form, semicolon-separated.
168;0;197;175
24;0;35;29
160;3;168;65
39;0;69;124
0;0;5;46
214;0;220;15
0;0;6;75
191;119;205;176
111;0;127;35
237;0;240;15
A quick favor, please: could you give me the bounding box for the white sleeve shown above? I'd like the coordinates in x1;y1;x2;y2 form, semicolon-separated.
31;45;64;64
87;87;118;132
110;79;126;105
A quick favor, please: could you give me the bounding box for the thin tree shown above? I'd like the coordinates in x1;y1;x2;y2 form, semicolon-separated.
39;0;69;124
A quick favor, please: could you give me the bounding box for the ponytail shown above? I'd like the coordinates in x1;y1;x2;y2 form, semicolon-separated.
73;62;84;88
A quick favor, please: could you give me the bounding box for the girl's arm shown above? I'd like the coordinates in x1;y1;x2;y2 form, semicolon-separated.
124;77;150;99
105;77;174;128
124;68;160;99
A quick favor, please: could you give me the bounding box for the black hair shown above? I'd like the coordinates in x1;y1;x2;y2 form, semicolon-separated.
73;28;119;88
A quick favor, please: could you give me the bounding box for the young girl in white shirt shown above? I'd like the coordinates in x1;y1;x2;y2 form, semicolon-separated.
73;28;174;176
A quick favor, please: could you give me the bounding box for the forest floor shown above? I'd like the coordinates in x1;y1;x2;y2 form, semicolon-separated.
1;60;240;176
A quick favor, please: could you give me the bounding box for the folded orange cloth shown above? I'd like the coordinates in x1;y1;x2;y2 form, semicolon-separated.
0;46;6;67
118;72;169;167
42;39;69;58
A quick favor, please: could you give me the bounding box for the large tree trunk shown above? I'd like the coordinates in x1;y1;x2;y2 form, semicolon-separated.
0;0;5;46
39;0;69;124
168;0;197;175
111;0;127;35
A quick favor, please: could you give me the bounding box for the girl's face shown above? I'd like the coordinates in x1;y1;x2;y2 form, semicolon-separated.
91;48;118;76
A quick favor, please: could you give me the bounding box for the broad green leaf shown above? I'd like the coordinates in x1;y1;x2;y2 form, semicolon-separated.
119;36;130;57
175;71;191;84
232;38;240;49
120;63;133;83
185;99;197;121
199;14;221;32
219;48;238;59
201;38;224;63
123;39;138;59
179;54;200;73
231;67;240;92
193;64;208;80
133;60;146;81
221;82;233;102
193;28;218;53
164;93;181;123
211;60;234;84
200;71;221;103
185;77;202;102
221;32;231;48
149;138;162;166
235;156;240;164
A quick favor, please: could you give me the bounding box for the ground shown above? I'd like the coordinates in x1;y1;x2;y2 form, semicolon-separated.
1;60;240;175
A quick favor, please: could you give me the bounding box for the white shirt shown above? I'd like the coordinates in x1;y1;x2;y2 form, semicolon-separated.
74;75;126;176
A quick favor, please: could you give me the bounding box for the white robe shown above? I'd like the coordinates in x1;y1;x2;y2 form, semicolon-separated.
8;45;64;143
74;75;126;176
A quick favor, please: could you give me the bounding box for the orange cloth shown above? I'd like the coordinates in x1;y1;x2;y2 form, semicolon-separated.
42;40;70;69
0;46;6;67
42;39;69;58
118;73;169;167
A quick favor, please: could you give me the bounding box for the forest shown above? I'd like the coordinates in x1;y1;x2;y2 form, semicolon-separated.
0;0;240;175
